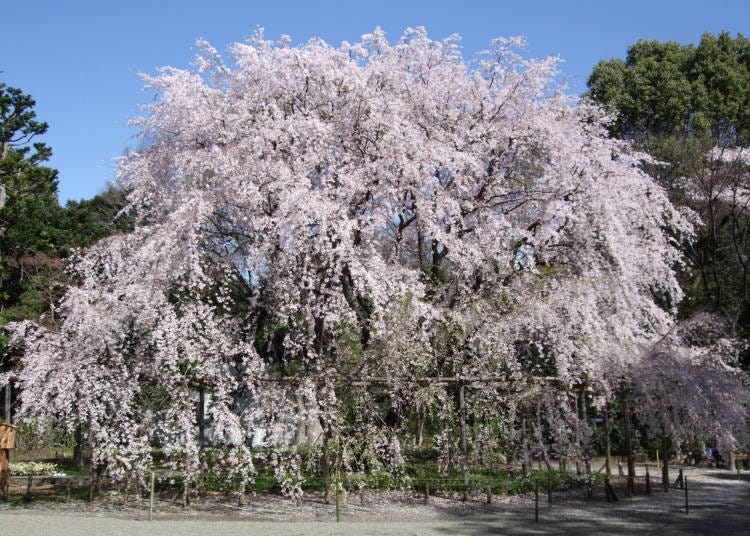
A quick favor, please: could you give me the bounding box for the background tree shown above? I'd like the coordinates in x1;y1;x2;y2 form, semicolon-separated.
0;82;63;423
586;32;750;343
0;82;133;424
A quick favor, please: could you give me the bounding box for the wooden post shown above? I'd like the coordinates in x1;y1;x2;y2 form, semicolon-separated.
323;432;331;504
486;482;492;504
25;475;32;501
684;476;689;514
197;389;205;449
66;479;71;503
424;480;430;505
624;393;635;496
0;448;8;499
645;465;651;495
661;435;670;492
458;384;469;502
605;477;618;502
604;402;612;478
547;474;552;503
521;415;529;476
534;479;539;522
88;464;95;502
574;392;582;476
335;481;340;523
149;471;155;521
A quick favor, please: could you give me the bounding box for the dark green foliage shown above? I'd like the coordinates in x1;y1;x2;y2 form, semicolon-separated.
0;82;133;371
0;83;65;342
587;32;750;145
61;184;133;251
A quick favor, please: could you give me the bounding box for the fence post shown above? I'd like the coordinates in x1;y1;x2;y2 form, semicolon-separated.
149;471;155;521
25;475;32;501
534;479;539;522
547;474;552;503
335;482;340;523
684;476;689;514
486;481;492;504
645;465;651;495
459;384;469;502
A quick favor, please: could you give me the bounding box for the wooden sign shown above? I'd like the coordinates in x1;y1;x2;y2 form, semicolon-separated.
0;423;17;449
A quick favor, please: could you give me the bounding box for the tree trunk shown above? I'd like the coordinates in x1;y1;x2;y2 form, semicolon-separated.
197;389;205;449
416;407;425;447
293;393;306;445
73;425;87;471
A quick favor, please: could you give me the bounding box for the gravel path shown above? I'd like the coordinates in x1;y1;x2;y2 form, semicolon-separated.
2;466;748;535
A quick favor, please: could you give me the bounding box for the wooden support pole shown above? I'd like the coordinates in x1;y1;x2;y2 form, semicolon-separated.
534;479;539;522
624;393;635;496
458;384;469;502
574;392;582;476
323;432;331;504
149;471;155;521
661;435;670;492
335;481;340;523
0;448;8;499
604;402;612;478
684;476;689;514
88;466;94;503
547;474;552;503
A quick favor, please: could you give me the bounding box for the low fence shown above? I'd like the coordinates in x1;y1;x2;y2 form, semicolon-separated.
3;462;730;522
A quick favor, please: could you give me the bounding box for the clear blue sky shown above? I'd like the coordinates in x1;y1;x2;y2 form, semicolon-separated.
3;0;748;203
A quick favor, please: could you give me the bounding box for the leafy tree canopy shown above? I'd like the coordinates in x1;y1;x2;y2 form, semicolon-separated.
586;31;750;146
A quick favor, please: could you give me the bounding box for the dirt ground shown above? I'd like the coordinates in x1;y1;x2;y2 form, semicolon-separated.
1;465;749;535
